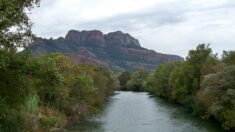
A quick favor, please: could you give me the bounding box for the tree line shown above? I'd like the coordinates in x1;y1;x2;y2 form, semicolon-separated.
0;1;118;131
118;44;235;130
0;52;118;131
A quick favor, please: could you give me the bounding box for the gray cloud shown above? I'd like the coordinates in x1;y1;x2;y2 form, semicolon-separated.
79;7;185;30
30;0;235;57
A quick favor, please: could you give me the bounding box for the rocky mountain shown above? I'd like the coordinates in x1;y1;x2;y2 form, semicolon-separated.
28;30;183;71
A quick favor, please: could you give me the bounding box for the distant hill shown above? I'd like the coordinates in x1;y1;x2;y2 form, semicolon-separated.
28;30;183;71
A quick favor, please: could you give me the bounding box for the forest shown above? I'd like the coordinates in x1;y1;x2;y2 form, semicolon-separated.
118;44;235;130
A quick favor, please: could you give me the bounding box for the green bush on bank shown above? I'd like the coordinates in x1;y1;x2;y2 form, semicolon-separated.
126;69;148;91
0;51;118;131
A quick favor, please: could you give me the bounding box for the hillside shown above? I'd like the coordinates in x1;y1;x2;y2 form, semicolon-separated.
28;30;183;71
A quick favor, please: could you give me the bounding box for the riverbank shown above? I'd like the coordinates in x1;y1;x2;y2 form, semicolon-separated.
118;44;235;131
0;52;118;131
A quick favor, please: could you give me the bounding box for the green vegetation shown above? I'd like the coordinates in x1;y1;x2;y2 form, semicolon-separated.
1;0;235;131
146;62;180;98
126;69;148;91
131;44;234;130
118;71;131;91
117;70;148;91
118;44;235;130
198;65;235;129
0;52;118;131
0;0;40;52
0;1;118;131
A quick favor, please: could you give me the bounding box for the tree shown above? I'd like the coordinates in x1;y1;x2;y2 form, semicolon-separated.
0;0;40;52
168;44;218;112
169;63;194;104
145;62;180;98
118;71;131;91
72;73;94;102
186;44;217;91
127;70;148;91
199;66;235;130
152;62;179;98
31;54;64;107
222;51;235;65
0;1;41;131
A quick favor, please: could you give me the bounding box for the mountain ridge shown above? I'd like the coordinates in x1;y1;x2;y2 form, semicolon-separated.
28;30;184;71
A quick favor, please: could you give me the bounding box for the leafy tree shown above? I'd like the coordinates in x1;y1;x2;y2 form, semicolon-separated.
88;66;117;104
186;44;217;91
72;73;94;102
152;62;179;98
127;69;148;91
0;51;31;106
0;0;40;52
169;63;194;104
31;55;64;107
199;66;235;130
0;50;35;131
118;71;131;91
169;44;217;110
0;0;119;130
0;0;41;131
222;51;235;65
145;74;156;94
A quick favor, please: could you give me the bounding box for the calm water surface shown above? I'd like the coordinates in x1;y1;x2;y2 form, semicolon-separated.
68;91;225;132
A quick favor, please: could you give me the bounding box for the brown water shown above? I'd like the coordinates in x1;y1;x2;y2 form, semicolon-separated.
68;91;225;132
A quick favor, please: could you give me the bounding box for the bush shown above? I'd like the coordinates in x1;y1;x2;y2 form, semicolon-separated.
118;71;131;91
39;116;63;128
199;66;235;130
127;70;148;91
146;62;179;98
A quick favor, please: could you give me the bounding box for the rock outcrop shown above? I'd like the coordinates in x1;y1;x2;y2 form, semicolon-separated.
28;30;183;71
104;31;140;47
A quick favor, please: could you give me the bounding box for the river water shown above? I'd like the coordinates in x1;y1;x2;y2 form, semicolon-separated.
68;91;225;132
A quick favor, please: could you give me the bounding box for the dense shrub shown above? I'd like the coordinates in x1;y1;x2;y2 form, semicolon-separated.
152;62;179;98
0;52;117;131
198;66;235;129
0;51;34;131
118;71;131;91
126;70;148;91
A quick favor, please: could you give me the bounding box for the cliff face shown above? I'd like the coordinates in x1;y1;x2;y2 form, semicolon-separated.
29;30;183;71
104;31;140;47
65;30;106;46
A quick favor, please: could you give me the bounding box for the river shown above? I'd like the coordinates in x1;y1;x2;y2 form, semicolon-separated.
68;91;225;132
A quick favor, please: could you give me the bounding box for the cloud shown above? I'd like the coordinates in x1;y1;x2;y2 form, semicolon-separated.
30;0;235;57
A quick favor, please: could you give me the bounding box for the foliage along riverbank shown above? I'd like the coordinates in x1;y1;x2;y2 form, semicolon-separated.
118;44;235;131
0;51;118;131
0;1;119;131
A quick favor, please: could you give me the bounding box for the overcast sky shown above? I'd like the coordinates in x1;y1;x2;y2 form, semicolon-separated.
30;0;235;57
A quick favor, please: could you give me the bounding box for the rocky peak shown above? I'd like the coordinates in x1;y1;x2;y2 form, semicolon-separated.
29;29;183;71
65;30;79;40
104;31;141;48
65;30;105;46
64;30;141;48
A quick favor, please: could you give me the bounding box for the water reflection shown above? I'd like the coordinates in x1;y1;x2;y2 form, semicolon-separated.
68;120;104;132
152;96;224;132
67;91;225;132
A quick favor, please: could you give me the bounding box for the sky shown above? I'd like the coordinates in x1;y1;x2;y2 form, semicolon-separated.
29;0;235;57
